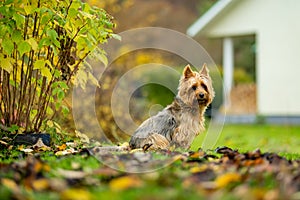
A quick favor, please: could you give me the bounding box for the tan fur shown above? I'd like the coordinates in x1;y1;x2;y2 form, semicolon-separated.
171;64;214;148
142;133;170;150
129;64;215;150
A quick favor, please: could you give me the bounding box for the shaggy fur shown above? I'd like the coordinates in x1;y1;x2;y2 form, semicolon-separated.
129;64;215;150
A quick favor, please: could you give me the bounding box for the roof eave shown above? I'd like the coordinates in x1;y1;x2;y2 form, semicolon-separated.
187;0;235;37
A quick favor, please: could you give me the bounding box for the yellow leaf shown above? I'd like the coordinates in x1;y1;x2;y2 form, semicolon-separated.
45;60;53;69
109;176;143;191
24;5;35;15
189;151;205;158
215;172;241;188
75;130;90;143
2;178;18;191
27;38;38;51
74;69;88;89
55;148;78;156
88;72;100;87
97;51;108;66
172;154;187;162
190;165;207;173
61;188;91;200
41;67;52;80
34;60;46;70
0;57;14;73
32;178;49;191
57;143;67;151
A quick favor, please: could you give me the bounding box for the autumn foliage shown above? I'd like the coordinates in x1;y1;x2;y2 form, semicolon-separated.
0;0;116;133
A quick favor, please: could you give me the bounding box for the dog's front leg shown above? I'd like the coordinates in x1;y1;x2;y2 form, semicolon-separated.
142;133;170;150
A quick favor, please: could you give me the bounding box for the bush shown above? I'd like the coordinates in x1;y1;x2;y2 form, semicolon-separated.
0;0;117;133
234;68;253;84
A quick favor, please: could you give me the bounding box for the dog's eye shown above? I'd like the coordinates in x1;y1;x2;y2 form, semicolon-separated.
192;85;197;90
201;83;208;91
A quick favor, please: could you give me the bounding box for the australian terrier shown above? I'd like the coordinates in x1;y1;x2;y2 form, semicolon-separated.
129;64;215;150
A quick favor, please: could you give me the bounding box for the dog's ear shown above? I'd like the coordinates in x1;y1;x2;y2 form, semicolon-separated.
183;64;194;78
200;63;209;77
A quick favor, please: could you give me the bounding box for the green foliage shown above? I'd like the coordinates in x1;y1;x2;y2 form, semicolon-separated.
0;0;117;132
234;68;253;84
233;35;256;82
197;0;217;16
140;83;176;107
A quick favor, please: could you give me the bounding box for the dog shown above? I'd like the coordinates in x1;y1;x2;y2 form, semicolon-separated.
129;64;215;150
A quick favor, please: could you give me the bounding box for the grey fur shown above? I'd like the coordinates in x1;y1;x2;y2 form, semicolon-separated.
129;108;177;149
129;64;214;150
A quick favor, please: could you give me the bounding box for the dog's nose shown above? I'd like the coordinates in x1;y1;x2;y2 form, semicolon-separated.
199;93;205;98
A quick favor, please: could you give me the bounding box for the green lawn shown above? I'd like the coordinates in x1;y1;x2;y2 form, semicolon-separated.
1;124;300;200
191;124;300;159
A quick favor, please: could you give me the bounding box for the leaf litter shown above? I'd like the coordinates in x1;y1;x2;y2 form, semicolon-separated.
0;142;299;200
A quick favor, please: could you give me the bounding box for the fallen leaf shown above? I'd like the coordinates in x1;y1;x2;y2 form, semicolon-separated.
20;148;34;153
215;172;241;188
75;130;90;144
2;178;18;191
0;140;8;146
109;176;143;191
33;161;43;174
172;154;188;162
55;148;78;156
57;144;67;151
190;165;208;173
32;178;49;191
66;142;77;148
57;169;87;179
60;188;92;200
189;151;205;159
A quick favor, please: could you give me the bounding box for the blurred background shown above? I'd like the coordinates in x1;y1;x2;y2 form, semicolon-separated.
64;0;300;145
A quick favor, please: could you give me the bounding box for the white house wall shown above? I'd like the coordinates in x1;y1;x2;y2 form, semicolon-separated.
200;0;300;115
258;1;300;115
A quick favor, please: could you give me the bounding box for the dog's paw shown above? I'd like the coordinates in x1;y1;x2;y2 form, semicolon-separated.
142;133;170;151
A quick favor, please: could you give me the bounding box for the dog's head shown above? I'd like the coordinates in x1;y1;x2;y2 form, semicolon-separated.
178;64;215;108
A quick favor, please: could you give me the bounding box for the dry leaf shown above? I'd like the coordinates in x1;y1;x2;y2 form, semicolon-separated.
60;188;92;200
57;144;67;151
20;148;34;153
109;176;143;191
75;130;90;144
0;140;8;146
190;165;208;173
55;148;78;156
57;169;87;179
215;172;241;188
189;151;205;159
32;178;49;191
2;178;18;191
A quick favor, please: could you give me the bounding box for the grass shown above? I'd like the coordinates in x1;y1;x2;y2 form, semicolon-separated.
1;124;300;199
191;124;300;159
